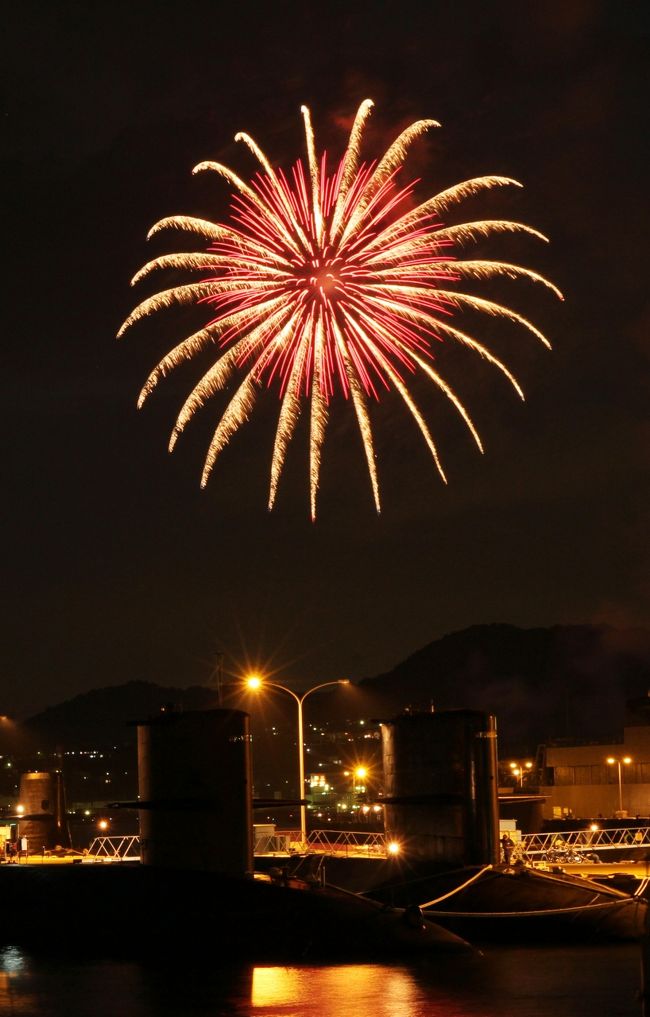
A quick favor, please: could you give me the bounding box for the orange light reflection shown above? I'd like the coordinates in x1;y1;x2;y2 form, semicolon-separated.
252;965;435;1017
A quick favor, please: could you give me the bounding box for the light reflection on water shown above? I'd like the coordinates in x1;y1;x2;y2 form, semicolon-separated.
251;965;439;1017
0;945;641;1017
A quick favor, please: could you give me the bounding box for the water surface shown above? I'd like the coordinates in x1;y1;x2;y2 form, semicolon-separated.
0;945;641;1017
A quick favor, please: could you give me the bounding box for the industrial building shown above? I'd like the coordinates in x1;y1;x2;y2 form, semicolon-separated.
541;696;650;820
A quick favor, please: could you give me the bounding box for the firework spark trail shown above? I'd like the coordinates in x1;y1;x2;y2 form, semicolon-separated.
119;100;562;518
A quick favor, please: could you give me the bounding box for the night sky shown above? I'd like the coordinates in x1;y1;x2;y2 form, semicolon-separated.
3;2;649;718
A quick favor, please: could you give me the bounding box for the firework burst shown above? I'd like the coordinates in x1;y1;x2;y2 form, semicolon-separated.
119;100;562;518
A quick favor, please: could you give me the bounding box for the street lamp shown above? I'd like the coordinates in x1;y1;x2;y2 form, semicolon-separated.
352;765;369;809
509;760;533;788
606;755;632;814
245;675;351;847
344;765;368;793
343;765;370;813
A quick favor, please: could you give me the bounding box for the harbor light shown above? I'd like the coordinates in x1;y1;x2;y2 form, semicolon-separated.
97;818;109;831
387;840;401;856
509;760;534;787
606;755;632;814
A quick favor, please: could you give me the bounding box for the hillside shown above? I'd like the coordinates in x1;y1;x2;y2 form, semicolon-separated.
17;624;650;756
23;680;222;748
359;623;650;751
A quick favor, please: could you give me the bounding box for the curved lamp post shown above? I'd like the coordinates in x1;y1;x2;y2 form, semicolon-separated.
606;755;632;814
245;675;350;846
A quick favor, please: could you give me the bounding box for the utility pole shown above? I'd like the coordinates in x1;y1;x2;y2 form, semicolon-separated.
212;652;224;705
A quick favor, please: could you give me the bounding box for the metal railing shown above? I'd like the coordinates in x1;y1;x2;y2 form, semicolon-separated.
85;829;386;860
306;829;387;857
87;835;140;860
83;826;650;865
522;826;650;858
305;826;650;862
254;831;293;854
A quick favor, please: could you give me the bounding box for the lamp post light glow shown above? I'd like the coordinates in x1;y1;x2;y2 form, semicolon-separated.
352;765;370;814
606;755;632;814
509;760;534;788
245;674;351;847
346;765;369;802
15;804;25;816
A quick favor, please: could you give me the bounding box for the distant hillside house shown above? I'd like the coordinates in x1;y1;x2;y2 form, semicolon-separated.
542;695;650;819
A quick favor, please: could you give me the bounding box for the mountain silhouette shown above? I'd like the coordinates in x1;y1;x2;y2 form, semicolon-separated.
23;680;222;748
19;625;650;756
359;623;650;752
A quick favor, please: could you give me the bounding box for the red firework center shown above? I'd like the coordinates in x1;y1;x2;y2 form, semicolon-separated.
201;159;458;403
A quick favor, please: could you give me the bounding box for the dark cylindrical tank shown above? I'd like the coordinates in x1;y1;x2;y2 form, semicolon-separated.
381;710;500;866
137;708;253;875
17;771;70;852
